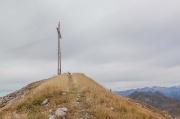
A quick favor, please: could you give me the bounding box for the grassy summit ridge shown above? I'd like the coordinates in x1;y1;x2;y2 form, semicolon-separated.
0;73;173;119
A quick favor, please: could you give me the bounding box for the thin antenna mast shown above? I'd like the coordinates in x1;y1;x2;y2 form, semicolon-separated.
56;22;62;75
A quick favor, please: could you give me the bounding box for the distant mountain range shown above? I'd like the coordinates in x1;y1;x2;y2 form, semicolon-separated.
114;85;180;100
114;85;180;118
129;91;180;118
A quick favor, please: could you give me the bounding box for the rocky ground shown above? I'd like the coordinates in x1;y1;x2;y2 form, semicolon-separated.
0;79;46;111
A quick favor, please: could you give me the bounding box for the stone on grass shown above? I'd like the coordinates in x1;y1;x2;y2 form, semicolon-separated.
42;99;48;105
55;107;68;116
49;109;53;112
48;115;56;119
110;107;114;110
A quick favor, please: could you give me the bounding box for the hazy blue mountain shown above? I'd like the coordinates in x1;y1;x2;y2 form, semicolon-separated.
129;91;180;118
114;85;180;100
171;94;180;100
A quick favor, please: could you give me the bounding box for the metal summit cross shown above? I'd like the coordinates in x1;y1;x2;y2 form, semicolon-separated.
56;22;62;75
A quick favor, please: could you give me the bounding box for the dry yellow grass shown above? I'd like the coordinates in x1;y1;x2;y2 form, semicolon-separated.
0;73;173;119
72;73;172;119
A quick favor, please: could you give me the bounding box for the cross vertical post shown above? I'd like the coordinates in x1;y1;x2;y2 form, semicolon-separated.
56;22;62;75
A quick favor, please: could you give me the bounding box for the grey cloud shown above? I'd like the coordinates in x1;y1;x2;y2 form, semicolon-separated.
1;0;180;93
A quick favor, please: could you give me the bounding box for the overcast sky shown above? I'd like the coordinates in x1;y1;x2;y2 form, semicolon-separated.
0;0;180;95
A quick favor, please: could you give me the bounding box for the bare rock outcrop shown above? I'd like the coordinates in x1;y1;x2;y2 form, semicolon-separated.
0;79;46;110
48;107;68;119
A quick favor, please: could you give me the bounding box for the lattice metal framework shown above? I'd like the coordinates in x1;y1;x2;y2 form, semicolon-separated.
56;22;62;75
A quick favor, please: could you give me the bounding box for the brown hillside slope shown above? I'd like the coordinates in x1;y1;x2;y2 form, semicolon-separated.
0;73;174;119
